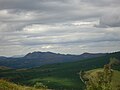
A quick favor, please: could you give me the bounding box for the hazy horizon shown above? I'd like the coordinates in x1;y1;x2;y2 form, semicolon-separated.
0;0;120;56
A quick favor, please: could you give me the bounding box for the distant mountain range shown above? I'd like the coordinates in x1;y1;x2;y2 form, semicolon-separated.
0;51;106;68
12;55;25;58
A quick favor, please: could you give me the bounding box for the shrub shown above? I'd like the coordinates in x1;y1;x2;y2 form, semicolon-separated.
34;82;47;89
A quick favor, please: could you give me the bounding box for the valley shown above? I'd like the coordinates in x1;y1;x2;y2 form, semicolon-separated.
0;51;120;90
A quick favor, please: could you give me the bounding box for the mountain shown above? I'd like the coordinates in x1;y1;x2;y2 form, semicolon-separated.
12;55;25;58
25;52;105;59
0;56;7;59
0;51;106;68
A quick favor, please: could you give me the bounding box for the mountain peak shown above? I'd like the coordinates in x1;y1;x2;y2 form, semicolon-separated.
24;51;57;59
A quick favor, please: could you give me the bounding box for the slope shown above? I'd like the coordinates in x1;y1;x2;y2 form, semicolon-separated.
0;51;120;90
0;79;47;90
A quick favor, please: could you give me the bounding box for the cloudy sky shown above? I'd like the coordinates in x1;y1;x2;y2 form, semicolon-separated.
0;0;120;56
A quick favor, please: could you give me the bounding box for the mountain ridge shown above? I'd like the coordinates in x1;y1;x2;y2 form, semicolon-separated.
0;51;112;68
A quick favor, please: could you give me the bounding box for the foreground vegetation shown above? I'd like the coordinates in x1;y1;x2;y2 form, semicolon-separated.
0;52;120;90
0;79;47;90
83;69;120;90
81;58;120;90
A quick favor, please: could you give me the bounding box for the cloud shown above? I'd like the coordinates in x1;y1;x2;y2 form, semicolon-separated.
81;0;120;7
0;0;120;56
98;11;120;27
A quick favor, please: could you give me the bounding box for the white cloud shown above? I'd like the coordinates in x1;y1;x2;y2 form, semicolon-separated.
41;45;54;49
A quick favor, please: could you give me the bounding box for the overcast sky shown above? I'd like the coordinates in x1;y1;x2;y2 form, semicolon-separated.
0;0;120;56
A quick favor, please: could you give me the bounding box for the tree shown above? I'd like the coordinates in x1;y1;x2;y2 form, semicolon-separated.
86;60;114;90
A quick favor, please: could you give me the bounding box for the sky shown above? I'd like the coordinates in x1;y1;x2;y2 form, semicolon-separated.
0;0;120;56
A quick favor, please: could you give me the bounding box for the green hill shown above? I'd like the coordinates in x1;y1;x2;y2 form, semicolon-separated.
0;51;120;90
0;66;11;70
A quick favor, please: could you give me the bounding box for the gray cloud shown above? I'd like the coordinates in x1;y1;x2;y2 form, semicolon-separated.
98;11;120;27
81;0;120;7
0;0;120;56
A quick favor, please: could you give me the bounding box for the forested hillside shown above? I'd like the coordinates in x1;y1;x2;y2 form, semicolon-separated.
0;51;119;90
